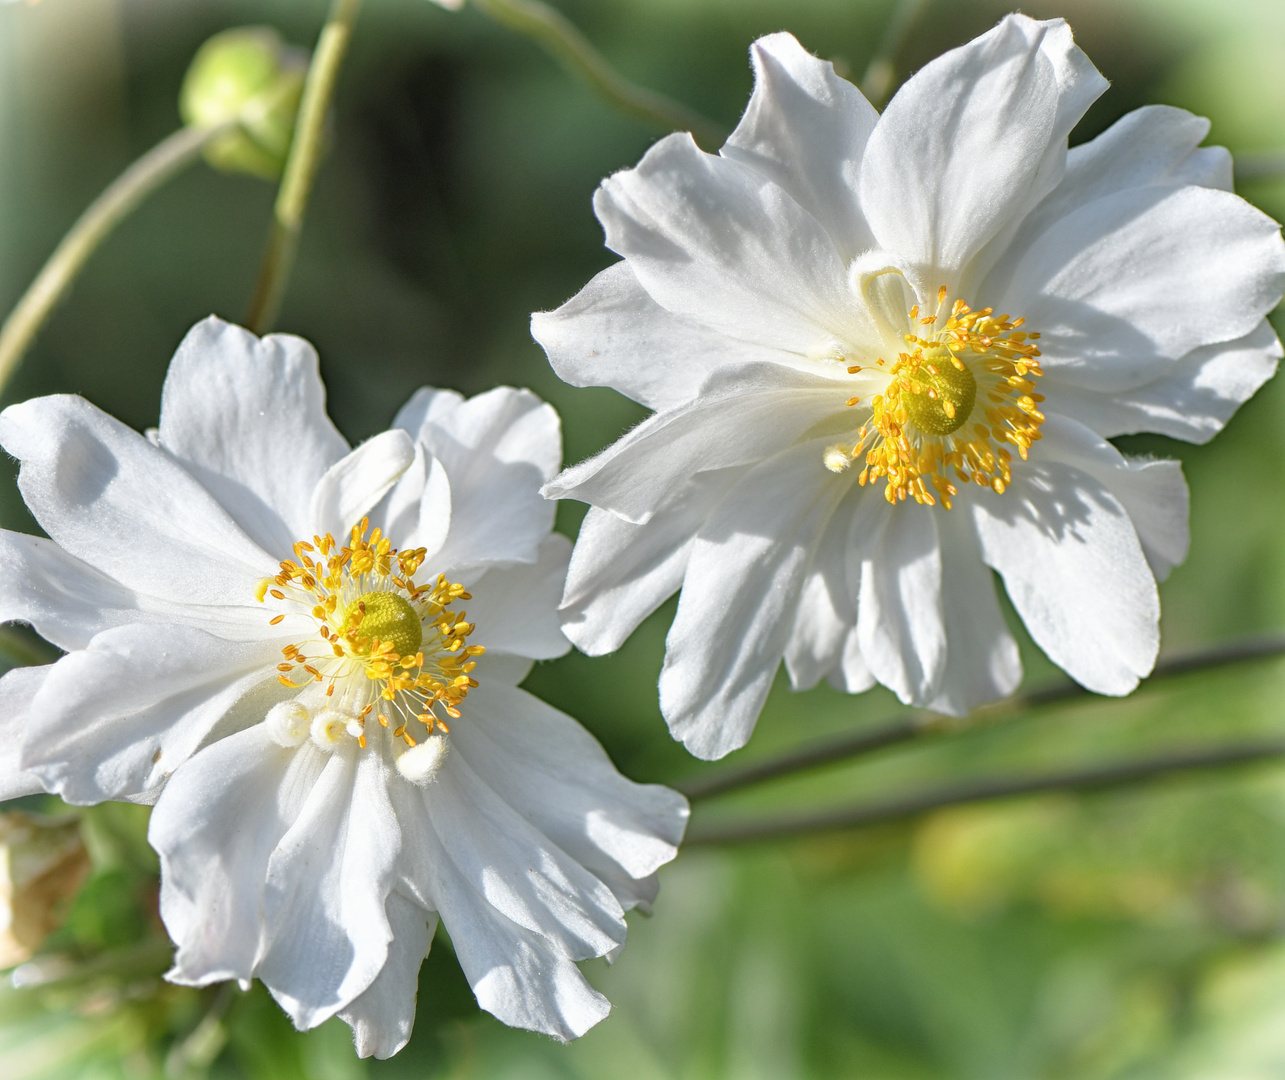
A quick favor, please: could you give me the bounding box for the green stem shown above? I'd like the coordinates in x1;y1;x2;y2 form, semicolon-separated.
678;632;1285;802
245;0;364;334
859;0;928;107
683;739;1285;845
470;0;727;147
0;123;230;398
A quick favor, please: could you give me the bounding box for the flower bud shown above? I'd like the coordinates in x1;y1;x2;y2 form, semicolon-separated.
179;27;307;180
0;812;90;969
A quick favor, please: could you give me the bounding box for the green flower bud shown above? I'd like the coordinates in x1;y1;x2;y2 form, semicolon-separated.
179;27;307;181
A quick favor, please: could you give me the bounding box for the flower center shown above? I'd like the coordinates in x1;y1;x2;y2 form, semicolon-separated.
342;591;423;659
901;350;976;437
255;518;484;776
825;292;1044;510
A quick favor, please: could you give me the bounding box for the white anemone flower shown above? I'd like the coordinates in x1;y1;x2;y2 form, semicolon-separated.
0;317;687;1054
535;17;1285;760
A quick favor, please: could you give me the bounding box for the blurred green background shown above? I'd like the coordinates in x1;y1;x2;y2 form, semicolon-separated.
4;0;1285;1076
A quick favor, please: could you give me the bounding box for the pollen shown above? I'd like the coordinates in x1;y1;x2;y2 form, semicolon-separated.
830;296;1044;509
256;518;485;769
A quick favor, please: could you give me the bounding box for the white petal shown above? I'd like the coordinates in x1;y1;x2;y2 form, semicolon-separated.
659;441;848;759
0;532;151;651
924;506;1022;715
0;395;277;605
309;429;415;540
599;871;660;919
531;262;789;412
826;626;876;694
999;184;1285;391
721;32;878;260
544;363;839;524
414;455;453;555
851;495;947;706
23;624;278;803
1039;413;1190;581
258;747;400;1029
560;469;744;656
1042;320;1282;445
594;132;874;353
154;725;327;986
419;756;627;960
465;535;571;661
971;456;1159;696
0;666;52;800
157;317;349;556
368;441;454;559
426;385;561;483
860;15;1105;283
0;531;269;650
783;498;857;691
419;388;562;571
410;819;610;1041
475;653;536;687
392;387;464;443
452;680;687;888
992;105;1232;281
339;891;437;1059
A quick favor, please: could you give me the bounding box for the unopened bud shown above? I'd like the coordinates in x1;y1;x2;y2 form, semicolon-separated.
179;27;307;180
0;812;90;969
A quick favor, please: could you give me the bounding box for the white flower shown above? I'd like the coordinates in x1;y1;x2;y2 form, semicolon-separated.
0;317;687;1054
534;17;1285;759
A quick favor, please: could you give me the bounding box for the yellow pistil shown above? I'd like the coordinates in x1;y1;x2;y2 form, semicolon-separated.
257;517;484;747
826;294;1044;510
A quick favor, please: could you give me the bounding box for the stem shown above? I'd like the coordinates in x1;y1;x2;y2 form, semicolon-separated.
684;739;1285;846
678;632;1285;801
859;0;928;108
0;124;229;397
470;0;727;148
245;0;364;334
164;983;234;1075
10;936;173;990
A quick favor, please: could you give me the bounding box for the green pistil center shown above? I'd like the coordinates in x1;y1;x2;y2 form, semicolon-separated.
903;353;977;437
343;590;423;657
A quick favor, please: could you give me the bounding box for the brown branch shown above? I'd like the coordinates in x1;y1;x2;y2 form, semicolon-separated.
684;739;1285;846
677;633;1285;801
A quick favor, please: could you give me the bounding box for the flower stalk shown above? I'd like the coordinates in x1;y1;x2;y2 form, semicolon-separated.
684;738;1285;846
0;122;232;398
245;0;364;333
678;632;1285;802
470;0;727;147
859;0;928;107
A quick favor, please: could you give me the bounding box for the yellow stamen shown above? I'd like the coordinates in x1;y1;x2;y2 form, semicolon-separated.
831;294;1043;510
260;519;486;753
